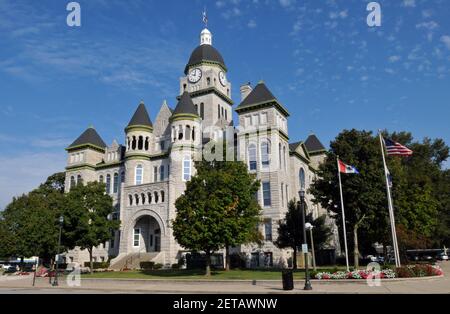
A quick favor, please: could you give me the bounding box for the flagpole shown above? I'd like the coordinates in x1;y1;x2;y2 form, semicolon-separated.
337;155;350;272
378;131;401;267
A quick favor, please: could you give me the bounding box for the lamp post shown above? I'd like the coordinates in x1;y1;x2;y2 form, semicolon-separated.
299;190;312;290
52;215;64;287
305;223;316;271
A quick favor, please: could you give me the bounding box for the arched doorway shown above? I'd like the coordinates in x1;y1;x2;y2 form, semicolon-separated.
132;215;161;253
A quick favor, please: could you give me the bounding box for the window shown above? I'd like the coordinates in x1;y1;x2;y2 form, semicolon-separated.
154;192;159;203
261;141;270;168
135;165;143;185
141;193;146;204
281;183;284;206
200;103;204;120
225;109;228;120
121;171;125;183
218;104;220;119
133;228;140;247
167;165;170;178
160;166;165;181
178;125;183;140
161;191;165;202
70;176;75;189
299;168;306;191
138;136;144;150
99;175;104;183
279;143;282;170
128;195;133;206
110;231;115;248
106;174;111;193
153;166;158;182
252;114;259;125
77;175;83;185
160;141;165;150
245;116;251;126
185;125;191;140
248;144;257;171
265;220;273;241
147;192;152;204
262;182;271;207
283;146;287;171
261;112;267;124
183;156;191;181
286;185;289;207
113;173;119;193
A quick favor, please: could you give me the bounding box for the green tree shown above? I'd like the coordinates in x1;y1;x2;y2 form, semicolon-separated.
172;158;261;276
275;200;304;269
305;213;333;251
309;129;387;268
0;173;66;264
62;182;119;274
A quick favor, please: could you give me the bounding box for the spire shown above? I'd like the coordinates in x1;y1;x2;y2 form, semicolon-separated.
126;102;153;131
67;127;107;150
172;92;199;117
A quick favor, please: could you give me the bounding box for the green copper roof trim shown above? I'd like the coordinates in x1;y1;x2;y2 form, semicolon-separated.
235;100;290;117
66;144;106;153
125;125;154;133
149;152;170;160
65;164;97;171
169;113;200;122
185;61;227;75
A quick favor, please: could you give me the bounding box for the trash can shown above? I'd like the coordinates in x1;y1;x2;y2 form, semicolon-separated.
282;269;294;290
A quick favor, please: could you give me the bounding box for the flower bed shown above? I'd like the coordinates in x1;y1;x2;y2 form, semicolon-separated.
314;265;442;280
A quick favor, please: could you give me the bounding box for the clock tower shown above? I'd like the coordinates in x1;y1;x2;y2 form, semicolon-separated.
180;27;233;137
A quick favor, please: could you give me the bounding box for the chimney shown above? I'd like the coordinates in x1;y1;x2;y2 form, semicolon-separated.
240;82;252;101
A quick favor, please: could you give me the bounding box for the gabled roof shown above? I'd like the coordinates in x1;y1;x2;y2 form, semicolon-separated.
127;102;153;128
67;127;106;150
238;81;277;108
172;92;199;117
236;81;290;116
304;134;326;153
289;141;302;153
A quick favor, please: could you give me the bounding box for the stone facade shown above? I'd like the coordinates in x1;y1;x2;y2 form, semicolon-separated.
63;27;340;268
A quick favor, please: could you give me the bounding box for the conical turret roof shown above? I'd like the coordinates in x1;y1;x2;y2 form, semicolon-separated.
127;102;153;129
172;92;199;117
67;126;106;150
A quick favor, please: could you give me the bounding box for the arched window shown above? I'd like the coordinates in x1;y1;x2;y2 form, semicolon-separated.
178;125;183;140
129;195;133;206
194;104;198;114
217;104;220;119
248;144;257;171
185;125;191;140
148;192;152;204
283;146;287;171
200;103;204;120
279;143;282;170
127;137;130;150
145;137;149;151
113;173;119;193
141;193;146;204
160;166;165;181
70;176;76;189
135;165;143;185
161;191;165;202
99;175;104;183
183;156;191;181
154;191;159;203
77;175;83;186
121;171;125;183
207;77;211;85
138;136;144;150
132;136;136;150
299;168;306;191
135;194;139;205
106;174;111;194
192;127;196;141
261;141;270;168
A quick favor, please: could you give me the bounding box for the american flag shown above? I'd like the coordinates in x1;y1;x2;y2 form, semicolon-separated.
383;137;413;156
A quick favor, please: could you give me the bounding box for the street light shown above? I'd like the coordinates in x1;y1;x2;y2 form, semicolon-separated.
299;190;312;291
305;223;316;271
53;215;64;287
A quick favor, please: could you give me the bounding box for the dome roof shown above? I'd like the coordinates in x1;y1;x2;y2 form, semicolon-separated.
184;44;226;74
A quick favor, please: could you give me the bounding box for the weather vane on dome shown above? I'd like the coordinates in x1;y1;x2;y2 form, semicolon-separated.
202;8;208;28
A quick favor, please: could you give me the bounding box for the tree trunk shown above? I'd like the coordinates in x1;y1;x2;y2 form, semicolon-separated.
292;246;297;270
88;248;93;275
205;250;211;277
225;245;230;271
353;225;359;269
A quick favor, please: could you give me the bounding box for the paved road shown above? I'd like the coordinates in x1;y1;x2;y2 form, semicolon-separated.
1;262;449;294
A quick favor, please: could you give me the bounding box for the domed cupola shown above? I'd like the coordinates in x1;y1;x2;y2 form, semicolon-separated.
184;28;226;75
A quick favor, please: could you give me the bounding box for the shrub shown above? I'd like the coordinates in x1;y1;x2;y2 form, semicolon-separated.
154;263;163;270
172;263;180;269
83;262;109;269
140;262;155;270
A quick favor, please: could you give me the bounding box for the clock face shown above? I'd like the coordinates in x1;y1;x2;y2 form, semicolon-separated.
219;71;227;86
188;68;202;83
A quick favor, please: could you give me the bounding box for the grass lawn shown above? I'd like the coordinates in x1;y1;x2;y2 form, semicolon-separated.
81;267;346;280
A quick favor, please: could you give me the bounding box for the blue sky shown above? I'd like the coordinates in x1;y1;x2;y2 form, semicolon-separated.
0;0;449;209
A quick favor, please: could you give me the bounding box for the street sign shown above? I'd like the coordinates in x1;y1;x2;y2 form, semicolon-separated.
302;244;308;254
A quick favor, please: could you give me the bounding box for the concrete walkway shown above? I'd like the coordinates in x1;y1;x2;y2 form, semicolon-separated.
0;262;449;294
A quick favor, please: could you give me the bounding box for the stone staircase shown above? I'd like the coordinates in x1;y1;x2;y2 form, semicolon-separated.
110;252;161;270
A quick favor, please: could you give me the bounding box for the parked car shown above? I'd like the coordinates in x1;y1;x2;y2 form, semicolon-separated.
437;253;448;261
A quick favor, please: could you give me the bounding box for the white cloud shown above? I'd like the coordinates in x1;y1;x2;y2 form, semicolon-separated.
416;21;439;31
402;0;416;7
389;55;401;63
247;19;257;28
279;0;293;8
441;35;450;50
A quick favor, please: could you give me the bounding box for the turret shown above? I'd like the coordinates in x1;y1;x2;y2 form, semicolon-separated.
170;92;201;147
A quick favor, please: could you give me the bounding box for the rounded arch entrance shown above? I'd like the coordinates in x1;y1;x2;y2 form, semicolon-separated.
125;209;166;253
